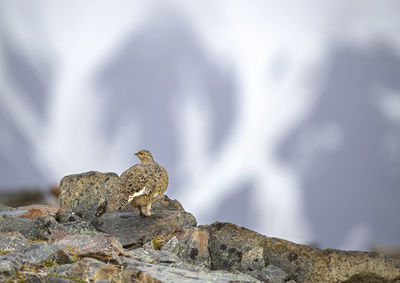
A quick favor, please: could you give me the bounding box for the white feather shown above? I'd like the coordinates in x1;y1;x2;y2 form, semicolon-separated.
128;186;146;203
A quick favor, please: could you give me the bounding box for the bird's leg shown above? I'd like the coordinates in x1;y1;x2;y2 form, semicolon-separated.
143;203;152;217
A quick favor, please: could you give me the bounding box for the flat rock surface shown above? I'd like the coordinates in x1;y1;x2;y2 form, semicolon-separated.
122;259;260;283
96;210;197;248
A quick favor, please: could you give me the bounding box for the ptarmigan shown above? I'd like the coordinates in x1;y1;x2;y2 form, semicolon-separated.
118;150;169;217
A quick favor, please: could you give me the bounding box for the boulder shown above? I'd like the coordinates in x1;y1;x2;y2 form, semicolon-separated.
96;210;196;248
58;171;120;223
206;222;400;282
54;234;124;261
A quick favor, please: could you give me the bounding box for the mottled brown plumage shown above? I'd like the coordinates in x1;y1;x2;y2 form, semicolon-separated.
118;150;168;216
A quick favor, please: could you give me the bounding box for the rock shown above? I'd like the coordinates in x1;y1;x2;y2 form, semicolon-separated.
58;171;120;223
206;222;266;272
0;203;15;212
0;214;54;240
122;259;261;283
96;210;196;248
17;204;58;219
263;238;400;282
0;232;29;252
125;247;181;264
0;254;22;277
249;265;289;283
206;222;400;282
54;234;124;261
175;227;211;267
18;242;74;265
49;257;120;282
161;236;179;254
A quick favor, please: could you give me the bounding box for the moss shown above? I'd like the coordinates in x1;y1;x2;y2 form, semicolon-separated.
0;249;12;255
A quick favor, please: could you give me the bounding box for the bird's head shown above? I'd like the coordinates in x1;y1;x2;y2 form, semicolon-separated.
135;150;154;162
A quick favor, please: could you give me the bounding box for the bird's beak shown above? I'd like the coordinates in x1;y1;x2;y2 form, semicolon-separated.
134;152;138;156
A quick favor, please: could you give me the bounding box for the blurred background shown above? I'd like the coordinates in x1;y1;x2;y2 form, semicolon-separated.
0;1;399;252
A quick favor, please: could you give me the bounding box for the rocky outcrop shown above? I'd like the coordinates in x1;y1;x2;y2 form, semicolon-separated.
0;170;399;282
96;210;196;248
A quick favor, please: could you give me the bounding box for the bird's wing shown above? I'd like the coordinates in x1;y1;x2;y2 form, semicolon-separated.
120;163;152;194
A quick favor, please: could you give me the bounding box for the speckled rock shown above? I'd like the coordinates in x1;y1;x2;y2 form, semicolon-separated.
125;247;180;264
17;204;58;220
0;214;54;240
206;222;266;272
175;227;211;267
96;210;196;248
49;257;121;282
0;254;22;277
58;171;120;223
248;265;289;283
161;236;179;254
0;232;29;252
18;242;74;265
207;222;400;282
122;259;260;283
55;234;124;261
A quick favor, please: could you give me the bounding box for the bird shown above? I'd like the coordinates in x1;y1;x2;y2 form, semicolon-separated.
118;150;169;217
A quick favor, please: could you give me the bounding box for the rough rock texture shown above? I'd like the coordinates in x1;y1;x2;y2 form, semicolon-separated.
174;227;211;267
58;171;120;223
17;204;58;219
96;210;197;248
0;254;22;277
0;213;55;240
18;242;74;264
121;259;260;283
1;171;400;282
207;222;400;282
0;232;29;252
207;222;266;272
55;234;124;261
49;257;121;282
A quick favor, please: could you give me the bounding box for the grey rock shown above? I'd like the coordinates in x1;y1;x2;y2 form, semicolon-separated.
175;227;211;267
96;210;196;248
49;257;120;282
206;222;266;273
18;242;74;264
54;233;124;261
0;231;29;252
122;259;261;282
0;254;22;277
161;236;179;255
143;240;155;250
126;247;181;264
249;265;289;283
58;171;120;223
0;214;54;240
